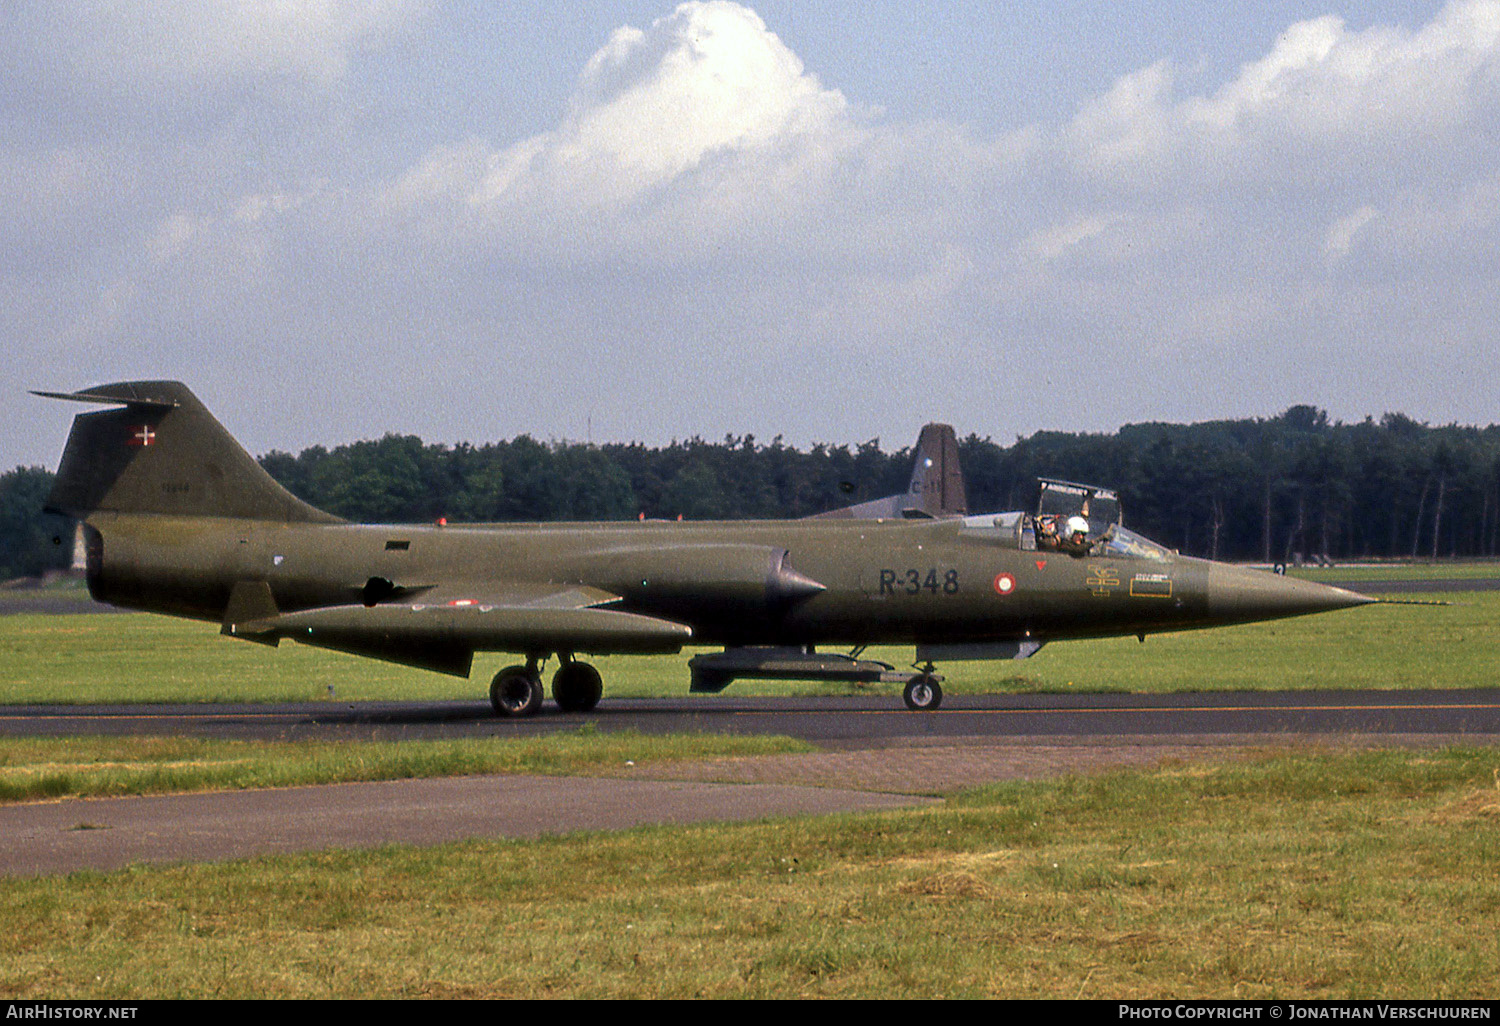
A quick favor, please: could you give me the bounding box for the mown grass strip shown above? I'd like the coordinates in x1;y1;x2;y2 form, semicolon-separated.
0;746;1495;999
0;731;811;804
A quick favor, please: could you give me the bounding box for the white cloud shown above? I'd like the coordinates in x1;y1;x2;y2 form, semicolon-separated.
1020;213;1129;263
372;0;1500;303
1067;0;1500;187
1066;61;1179;175
145;212;202;267
113;0;1500;377
813;244;975;342
43;0;428;90
1324;205;1380;265
1021;0;1500;369
559;2;848;187
385;2;886;258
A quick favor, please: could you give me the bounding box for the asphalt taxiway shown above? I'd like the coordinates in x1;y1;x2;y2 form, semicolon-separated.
2;690;1498;744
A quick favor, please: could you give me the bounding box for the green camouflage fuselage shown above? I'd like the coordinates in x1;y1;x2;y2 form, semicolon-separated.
84;510;1337;649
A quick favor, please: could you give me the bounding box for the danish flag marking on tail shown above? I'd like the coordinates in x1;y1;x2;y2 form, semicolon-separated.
126;426;156;447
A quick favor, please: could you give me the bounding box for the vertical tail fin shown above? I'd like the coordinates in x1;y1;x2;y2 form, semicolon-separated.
807;422;967;520
36;381;341;523
904;423;966;519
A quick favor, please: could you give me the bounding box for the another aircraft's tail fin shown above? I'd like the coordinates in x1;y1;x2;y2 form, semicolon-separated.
36;381;342;524
809;422;967;520
904;422;966;519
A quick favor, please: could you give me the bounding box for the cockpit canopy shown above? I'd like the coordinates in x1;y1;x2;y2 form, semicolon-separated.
958;478;1174;561
1036;478;1120;537
960;513;1172;561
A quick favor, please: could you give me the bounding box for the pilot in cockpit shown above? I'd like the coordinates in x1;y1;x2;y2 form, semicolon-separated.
1035;515;1061;550
1058;515;1092;555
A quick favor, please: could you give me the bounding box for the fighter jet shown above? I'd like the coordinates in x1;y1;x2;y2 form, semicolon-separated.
37;381;1373;715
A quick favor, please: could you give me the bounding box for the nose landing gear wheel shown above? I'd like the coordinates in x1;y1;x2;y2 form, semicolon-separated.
903;673;943;711
490;665;544;717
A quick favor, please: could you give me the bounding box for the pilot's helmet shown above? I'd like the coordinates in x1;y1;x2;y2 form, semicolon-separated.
1065;515;1090;537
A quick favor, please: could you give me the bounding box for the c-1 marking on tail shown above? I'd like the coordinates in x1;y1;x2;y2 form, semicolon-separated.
37;382;1374;715
808;422;966;521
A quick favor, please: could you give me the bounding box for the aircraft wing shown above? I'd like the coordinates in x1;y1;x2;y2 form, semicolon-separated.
223;580;692;676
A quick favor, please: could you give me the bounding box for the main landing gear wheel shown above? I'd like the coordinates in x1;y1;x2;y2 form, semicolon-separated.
490;665;544;717
552;661;603;713
903;673;943;711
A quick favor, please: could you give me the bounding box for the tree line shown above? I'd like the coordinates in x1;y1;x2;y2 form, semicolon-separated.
4;405;1499;580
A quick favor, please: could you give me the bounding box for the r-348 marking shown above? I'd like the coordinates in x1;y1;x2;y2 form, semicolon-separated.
878;568;960;596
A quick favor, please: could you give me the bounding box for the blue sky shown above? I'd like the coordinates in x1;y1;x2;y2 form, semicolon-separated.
5;1;1493;470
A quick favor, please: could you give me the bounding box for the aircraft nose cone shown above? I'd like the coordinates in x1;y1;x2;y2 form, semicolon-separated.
1206;563;1374;624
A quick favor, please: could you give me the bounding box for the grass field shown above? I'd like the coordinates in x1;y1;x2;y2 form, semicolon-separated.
0;583;1493;705
0;731;812;805
2;745;1496;999
1291;562;1500;582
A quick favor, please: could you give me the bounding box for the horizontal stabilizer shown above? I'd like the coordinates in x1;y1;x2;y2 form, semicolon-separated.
32;386;180;409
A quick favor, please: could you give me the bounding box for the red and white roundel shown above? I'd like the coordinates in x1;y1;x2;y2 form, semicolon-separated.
992;572;1017;596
